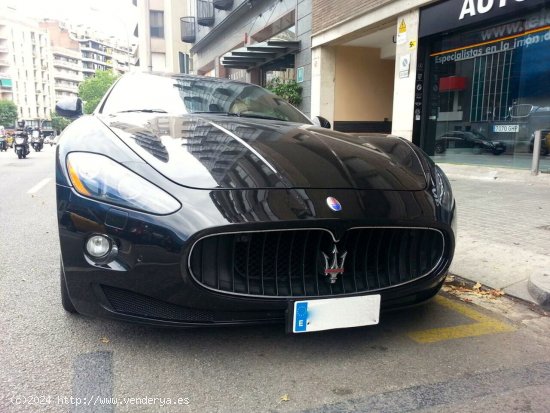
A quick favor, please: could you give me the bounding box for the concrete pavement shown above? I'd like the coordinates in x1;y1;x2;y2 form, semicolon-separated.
439;163;550;309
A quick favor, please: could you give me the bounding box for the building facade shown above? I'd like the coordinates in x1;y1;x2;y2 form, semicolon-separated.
40;20;83;102
416;0;550;169
181;0;313;116
135;0;192;73
0;7;136;127
311;0;550;169
0;10;54;123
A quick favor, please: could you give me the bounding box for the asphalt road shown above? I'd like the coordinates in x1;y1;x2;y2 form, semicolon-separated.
1;146;550;413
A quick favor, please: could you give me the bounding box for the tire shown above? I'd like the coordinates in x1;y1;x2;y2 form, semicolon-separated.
434;143;445;154
60;264;77;313
17;152;22;159
492;149;504;156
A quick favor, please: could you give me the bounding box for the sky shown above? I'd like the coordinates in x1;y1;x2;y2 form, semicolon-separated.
1;0;138;45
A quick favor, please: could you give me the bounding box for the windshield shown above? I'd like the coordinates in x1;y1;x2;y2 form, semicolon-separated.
100;73;311;124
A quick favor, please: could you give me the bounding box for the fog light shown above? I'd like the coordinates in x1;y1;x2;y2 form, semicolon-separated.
86;235;111;258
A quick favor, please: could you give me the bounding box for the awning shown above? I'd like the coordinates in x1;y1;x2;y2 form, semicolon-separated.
221;40;300;71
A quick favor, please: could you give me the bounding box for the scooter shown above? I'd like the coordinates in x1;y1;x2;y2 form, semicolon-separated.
30;129;44;152
13;131;30;159
0;135;7;151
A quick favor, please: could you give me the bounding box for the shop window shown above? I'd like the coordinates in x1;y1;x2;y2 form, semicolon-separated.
422;6;550;168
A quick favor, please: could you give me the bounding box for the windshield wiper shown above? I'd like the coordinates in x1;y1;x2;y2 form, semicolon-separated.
236;112;283;121
191;111;239;116
117;109;168;114
191;111;284;121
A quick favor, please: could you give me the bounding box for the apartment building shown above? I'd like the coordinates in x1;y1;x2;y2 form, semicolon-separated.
0;9;54;123
135;0;192;73
75;37;134;78
0;20;12;103
39;20;83;102
181;0;313;115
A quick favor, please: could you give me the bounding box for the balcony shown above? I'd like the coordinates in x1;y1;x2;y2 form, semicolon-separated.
0;46;8;54
54;71;83;83
53;59;81;71
55;84;79;94
80;45;111;58
0;59;9;67
197;0;215;27
213;0;233;10
81;56;113;68
181;17;196;43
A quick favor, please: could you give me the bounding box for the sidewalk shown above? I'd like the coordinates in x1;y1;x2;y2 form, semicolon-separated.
438;163;550;308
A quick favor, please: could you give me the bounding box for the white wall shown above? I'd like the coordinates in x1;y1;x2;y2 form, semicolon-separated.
391;9;420;141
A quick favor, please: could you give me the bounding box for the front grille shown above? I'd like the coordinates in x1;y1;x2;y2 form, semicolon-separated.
189;228;445;298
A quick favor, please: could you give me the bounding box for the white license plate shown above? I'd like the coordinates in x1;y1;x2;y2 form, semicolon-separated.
493;124;519;133
291;295;380;333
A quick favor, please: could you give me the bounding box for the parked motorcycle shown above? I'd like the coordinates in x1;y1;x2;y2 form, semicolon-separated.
30;129;44;152
0;135;7;151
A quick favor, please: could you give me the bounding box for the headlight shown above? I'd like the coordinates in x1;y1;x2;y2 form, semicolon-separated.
431;165;453;210
66;152;181;215
15;137;25;144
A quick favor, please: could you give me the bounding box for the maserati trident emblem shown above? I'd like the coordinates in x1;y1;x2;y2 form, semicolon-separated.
322;245;348;284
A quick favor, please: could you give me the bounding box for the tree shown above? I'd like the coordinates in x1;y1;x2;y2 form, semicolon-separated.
51;112;72;133
78;70;119;114
0;100;18;127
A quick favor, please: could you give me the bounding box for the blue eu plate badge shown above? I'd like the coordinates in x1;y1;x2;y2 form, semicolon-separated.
294;302;308;332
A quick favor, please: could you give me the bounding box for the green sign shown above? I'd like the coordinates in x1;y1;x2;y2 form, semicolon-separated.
296;66;304;83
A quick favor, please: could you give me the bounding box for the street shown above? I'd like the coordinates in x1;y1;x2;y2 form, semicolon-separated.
1;147;550;413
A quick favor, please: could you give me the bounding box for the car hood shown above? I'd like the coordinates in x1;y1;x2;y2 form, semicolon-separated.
101;113;427;191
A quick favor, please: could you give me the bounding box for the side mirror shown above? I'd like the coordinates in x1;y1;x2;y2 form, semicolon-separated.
312;116;331;129
56;97;83;119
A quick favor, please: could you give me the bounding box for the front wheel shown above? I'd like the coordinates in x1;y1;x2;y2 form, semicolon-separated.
17;152;22;159
434;143;445;154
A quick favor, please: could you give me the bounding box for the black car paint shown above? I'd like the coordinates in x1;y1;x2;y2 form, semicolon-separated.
56;86;456;327
103;113;428;191
56;112;454;325
435;131;506;155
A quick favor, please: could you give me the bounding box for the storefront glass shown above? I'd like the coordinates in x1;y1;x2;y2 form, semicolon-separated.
422;5;550;169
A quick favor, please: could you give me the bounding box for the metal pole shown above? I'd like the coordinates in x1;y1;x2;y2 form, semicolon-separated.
531;129;541;176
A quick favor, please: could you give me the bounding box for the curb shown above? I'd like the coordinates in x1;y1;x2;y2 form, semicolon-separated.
438;163;550;185
528;271;550;310
447;274;549;316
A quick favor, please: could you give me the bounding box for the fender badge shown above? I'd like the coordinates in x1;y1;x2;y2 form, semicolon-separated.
326;197;342;212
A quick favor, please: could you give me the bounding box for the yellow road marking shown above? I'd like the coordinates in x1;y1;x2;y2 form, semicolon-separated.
407;296;515;344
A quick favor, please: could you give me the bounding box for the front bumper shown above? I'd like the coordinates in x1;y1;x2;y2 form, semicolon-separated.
58;184;455;327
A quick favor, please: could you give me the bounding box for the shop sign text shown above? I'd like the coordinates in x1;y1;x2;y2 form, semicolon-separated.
460;0;528;20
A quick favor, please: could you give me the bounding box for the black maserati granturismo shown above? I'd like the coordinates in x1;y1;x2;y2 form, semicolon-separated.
55;72;456;332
